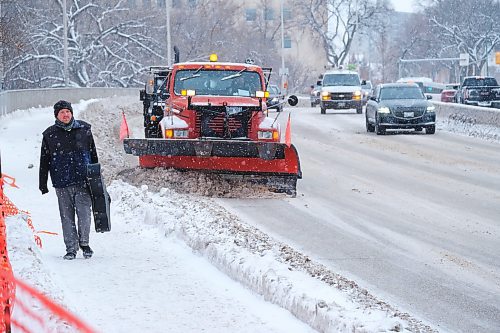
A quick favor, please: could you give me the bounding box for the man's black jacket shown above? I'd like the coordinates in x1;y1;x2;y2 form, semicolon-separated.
39;120;98;190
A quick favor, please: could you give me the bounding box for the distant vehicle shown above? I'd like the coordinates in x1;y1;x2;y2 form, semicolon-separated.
396;77;444;95
309;82;321;107
440;83;459;103
454;76;500;107
266;84;285;112
365;83;436;135
361;80;373;105
319;69;364;114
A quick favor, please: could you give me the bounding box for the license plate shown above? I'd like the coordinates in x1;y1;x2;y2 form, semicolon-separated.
404;111;414;118
338;102;345;107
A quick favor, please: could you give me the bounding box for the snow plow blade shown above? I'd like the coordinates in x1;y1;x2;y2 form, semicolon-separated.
123;138;302;195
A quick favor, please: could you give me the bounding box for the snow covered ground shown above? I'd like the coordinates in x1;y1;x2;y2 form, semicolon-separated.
1;97;459;332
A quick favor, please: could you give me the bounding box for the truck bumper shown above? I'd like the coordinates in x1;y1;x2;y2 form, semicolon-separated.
320;99;362;110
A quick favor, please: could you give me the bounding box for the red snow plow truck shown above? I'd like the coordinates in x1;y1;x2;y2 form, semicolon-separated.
123;55;301;195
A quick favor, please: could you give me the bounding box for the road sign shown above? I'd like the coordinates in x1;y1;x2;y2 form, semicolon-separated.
459;53;469;66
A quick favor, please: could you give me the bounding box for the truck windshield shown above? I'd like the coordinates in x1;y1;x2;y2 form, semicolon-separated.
322;74;360;87
174;69;262;97
463;78;498;87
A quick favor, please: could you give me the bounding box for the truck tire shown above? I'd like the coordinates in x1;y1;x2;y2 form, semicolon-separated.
425;125;435;134
320;106;326;114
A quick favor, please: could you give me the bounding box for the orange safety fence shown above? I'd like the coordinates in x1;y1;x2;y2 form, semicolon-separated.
1;170;97;333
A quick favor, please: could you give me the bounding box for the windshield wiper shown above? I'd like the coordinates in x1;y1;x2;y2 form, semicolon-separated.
221;68;246;81
180;66;203;81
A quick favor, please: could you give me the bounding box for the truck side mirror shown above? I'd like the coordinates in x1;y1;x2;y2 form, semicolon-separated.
140;89;146;101
361;80;366;85
316;80;322;86
287;95;298;106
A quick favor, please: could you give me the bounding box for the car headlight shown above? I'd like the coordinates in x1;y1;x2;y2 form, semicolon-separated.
271;97;278;102
378;107;390;114
426;105;435;112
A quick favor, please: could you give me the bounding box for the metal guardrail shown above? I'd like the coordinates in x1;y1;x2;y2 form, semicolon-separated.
0;87;138;116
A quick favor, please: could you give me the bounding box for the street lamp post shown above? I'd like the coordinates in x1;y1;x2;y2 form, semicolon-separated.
280;0;287;95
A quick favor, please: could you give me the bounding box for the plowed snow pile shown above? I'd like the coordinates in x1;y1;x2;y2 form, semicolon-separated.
79;96;437;332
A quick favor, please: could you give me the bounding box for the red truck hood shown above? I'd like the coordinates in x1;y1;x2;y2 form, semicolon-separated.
176;96;262;108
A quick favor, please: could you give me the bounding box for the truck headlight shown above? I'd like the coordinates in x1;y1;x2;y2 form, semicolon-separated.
378;107;390;114
258;130;279;140
165;129;188;138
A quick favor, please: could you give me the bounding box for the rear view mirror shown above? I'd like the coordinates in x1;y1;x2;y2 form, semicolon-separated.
288;95;298;106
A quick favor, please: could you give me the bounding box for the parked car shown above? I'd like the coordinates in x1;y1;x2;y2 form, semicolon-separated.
440;83;459;102
266;84;285;112
365;83;436;135
361;80;373;105
310;83;321;107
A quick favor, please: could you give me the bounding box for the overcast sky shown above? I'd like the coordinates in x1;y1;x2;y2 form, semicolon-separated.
391;0;416;12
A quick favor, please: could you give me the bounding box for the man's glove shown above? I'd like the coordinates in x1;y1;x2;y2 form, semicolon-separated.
40;186;49;195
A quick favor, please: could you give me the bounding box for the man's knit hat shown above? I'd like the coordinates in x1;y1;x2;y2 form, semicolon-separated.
54;100;73;117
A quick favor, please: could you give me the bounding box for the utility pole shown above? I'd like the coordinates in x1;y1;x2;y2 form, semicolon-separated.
280;0;287;95
166;0;172;67
62;0;69;86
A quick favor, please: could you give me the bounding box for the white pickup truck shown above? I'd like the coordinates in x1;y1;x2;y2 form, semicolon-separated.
319;69;364;114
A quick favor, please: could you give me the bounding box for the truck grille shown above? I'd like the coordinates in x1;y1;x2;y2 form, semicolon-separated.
329;93;352;101
196;107;252;139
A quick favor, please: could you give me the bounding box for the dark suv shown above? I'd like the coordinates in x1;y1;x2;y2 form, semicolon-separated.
366;83;436;135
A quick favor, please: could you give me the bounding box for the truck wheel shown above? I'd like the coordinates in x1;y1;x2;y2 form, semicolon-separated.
320;106;326;114
310;102;314;107
425;125;435;134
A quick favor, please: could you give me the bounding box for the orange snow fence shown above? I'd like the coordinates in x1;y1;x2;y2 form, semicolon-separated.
1;170;15;332
1;170;97;333
8;274;98;333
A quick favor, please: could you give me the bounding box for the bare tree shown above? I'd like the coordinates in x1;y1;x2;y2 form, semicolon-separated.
295;0;390;68
427;0;500;75
4;0;164;88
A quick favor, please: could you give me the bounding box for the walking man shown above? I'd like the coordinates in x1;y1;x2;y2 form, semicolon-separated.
39;100;98;260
